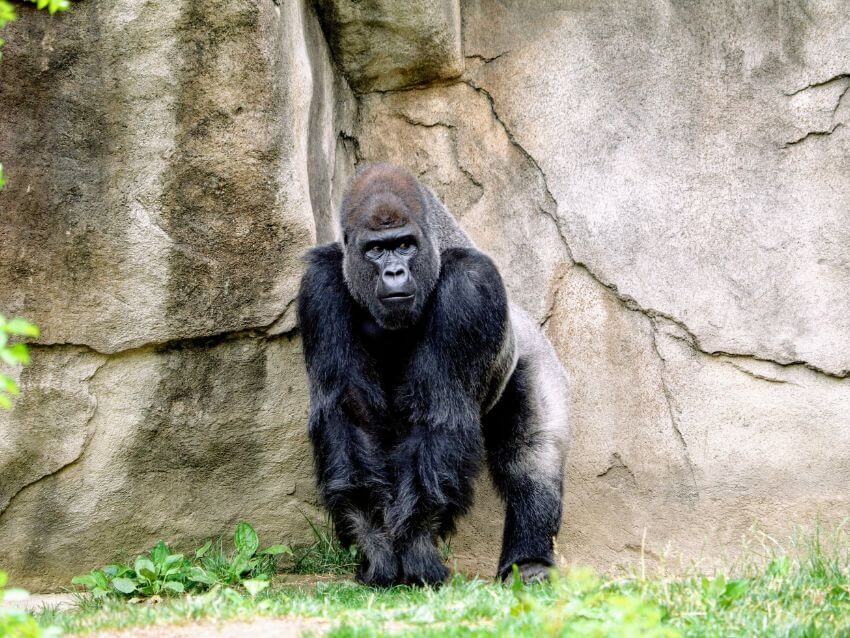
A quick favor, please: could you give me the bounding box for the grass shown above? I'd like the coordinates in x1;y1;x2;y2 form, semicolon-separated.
34;524;850;637
286;516;360;576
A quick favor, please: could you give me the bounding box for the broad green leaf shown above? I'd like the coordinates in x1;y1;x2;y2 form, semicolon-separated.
187;566;216;585
242;579;269;596
720;579;749;608
0;393;11;409
260;544;292;556
162;580;184;593
0;332;7;348
93;570;110;589
103;564;131;578
1;374;19;395
195;539;212;558
229;554;250;577
150;541;169;565
234;521;259;557
111;577;137;594
71;574;97;588
6;343;30;364
134;557;157;581
5;318;39;337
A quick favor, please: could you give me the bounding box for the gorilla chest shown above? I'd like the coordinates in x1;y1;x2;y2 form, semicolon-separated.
358;315;419;390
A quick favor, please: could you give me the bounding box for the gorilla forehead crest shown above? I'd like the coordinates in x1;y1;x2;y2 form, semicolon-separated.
342;164;426;233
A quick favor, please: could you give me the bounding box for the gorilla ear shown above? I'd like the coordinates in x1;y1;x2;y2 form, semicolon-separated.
343;231;349;245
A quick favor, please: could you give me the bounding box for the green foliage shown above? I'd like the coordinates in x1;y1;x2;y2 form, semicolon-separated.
72;523;290;601
72;542;189;600
287;515;358;575
504;567;679;638
192;521;291;592
48;525;850;637
0;570;60;638
0;315;39;409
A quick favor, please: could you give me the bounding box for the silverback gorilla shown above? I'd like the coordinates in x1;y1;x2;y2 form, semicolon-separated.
297;163;569;586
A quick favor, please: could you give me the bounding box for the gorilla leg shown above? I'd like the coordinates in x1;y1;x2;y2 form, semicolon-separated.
309;409;399;586
386;422;483;585
483;358;567;581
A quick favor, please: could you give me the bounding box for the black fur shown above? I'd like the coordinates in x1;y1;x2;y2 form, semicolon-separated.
297;165;568;586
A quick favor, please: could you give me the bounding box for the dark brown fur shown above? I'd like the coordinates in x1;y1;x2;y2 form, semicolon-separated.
342;164;426;233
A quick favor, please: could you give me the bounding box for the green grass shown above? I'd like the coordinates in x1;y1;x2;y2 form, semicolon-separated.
286;516;360;576
36;525;850;637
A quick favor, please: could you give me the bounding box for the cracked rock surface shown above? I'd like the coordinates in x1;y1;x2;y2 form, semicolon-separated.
1;0;849;588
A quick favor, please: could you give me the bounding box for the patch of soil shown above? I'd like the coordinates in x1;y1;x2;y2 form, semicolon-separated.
89;617;331;638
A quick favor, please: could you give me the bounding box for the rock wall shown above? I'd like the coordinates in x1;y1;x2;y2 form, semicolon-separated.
1;0;848;589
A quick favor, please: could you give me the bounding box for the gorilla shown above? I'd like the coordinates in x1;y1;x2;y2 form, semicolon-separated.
297;163;569;586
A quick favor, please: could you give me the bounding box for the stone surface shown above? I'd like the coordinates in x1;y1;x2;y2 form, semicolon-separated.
313;0;463;92
0;0;352;588
463;0;850;376
2;0;850;590
0;0;354;354
0;334;319;591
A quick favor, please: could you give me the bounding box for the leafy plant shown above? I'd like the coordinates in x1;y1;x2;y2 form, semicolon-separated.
0;315;39;409
192;522;290;594
511;567;680;638
0;570;60;638
72;523;290;600
72;541;189;599
699;574;749;610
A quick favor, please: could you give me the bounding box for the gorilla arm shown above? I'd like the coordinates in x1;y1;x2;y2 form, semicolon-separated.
387;247;513;582
297;244;400;585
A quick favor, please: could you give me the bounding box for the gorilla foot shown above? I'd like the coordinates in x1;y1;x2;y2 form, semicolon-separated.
355;554;400;588
399;538;450;586
510;561;553;584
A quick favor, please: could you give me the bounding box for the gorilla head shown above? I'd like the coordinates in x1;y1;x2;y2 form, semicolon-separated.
340;164;440;330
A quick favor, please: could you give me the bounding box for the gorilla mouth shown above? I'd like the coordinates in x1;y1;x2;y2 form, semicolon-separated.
380;292;414;304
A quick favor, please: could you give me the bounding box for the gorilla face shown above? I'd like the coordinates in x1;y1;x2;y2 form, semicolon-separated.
340;163;442;330
344;220;439;330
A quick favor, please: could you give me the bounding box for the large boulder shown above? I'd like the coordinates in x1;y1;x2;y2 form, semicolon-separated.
0;0;354;588
313;0;463;92
355;0;850;572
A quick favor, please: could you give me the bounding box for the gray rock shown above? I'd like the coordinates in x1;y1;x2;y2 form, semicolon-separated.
0;0;354;354
313;0;463;92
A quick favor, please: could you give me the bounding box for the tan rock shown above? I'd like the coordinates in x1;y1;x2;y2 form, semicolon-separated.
313;0;463;92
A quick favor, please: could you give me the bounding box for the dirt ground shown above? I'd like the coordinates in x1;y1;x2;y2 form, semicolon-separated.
91;618;332;638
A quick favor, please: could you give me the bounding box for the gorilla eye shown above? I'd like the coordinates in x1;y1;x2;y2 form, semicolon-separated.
397;241;416;256
365;246;385;260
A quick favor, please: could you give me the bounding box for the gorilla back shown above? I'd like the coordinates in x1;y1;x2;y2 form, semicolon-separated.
297;163;569;586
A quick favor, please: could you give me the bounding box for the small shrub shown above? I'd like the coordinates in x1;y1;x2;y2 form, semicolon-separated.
191;522;291;594
72;541;189;599
510;567;680;638
72;522;290;600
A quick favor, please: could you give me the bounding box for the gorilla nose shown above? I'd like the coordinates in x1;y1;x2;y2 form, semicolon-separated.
382;265;409;289
380;265;414;301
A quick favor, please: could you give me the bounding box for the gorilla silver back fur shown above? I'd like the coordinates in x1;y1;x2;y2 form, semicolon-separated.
422;182;570;466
